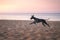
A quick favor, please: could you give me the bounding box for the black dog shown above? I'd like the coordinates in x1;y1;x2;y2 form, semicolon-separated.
30;15;50;27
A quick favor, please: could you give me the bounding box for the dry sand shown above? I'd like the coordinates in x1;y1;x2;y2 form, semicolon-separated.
0;20;60;40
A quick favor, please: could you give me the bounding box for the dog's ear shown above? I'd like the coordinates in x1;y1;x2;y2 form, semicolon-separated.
32;15;34;17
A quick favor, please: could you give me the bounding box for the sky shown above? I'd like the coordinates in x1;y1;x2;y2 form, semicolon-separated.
0;0;60;21
0;0;60;13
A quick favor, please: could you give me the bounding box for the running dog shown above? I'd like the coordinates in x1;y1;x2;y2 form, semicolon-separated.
30;15;50;27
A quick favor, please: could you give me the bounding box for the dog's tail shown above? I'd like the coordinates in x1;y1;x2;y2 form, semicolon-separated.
45;18;50;21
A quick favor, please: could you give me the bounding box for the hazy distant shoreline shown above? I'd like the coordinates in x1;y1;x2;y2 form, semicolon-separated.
0;19;60;21
0;13;60;21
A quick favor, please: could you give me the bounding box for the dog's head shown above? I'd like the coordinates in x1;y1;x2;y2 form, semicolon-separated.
30;15;34;19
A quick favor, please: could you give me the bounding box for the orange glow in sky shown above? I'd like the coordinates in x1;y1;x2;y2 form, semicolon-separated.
0;0;60;13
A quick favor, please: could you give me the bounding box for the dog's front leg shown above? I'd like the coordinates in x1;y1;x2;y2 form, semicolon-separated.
30;21;36;24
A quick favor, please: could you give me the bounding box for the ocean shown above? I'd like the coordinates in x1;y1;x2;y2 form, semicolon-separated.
0;13;60;21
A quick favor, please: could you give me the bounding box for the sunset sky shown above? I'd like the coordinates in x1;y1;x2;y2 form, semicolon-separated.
0;0;60;13
0;0;60;21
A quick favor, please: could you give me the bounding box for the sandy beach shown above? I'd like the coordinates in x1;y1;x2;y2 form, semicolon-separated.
0;20;60;40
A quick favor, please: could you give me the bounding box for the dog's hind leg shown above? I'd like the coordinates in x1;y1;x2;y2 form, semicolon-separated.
42;22;46;27
44;21;50;27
